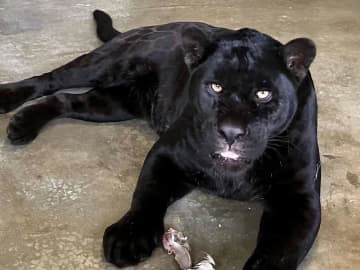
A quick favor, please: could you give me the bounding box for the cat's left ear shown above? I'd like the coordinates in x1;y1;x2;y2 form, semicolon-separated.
283;38;316;81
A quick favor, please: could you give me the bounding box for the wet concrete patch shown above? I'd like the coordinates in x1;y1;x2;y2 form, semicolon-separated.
346;172;359;187
0;16;43;35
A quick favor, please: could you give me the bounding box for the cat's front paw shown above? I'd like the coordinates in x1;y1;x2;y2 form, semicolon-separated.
103;211;164;268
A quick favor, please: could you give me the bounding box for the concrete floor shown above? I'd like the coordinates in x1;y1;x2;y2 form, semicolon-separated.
0;0;359;269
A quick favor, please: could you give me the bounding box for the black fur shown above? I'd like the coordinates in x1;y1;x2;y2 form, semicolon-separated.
0;10;321;270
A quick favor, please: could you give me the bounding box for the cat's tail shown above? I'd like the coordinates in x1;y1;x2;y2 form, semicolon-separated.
93;9;121;42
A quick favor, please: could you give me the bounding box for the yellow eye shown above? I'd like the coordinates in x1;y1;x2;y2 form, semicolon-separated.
211;83;223;93
255;90;272;101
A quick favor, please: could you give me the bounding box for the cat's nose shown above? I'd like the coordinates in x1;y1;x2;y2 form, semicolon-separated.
218;123;247;146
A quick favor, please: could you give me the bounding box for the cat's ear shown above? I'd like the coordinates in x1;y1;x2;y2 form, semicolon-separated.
283;38;316;81
184;41;218;69
182;28;218;69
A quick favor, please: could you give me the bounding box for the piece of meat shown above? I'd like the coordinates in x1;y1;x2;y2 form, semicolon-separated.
163;228;216;270
163;228;192;269
190;254;215;270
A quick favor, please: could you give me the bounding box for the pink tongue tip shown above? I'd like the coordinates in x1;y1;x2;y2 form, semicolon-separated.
220;151;239;160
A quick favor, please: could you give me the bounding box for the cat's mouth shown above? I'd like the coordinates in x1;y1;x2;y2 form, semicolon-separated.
218;150;240;160
212;150;251;164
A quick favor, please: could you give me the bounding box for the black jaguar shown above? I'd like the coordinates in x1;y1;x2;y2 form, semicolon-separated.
0;10;321;270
